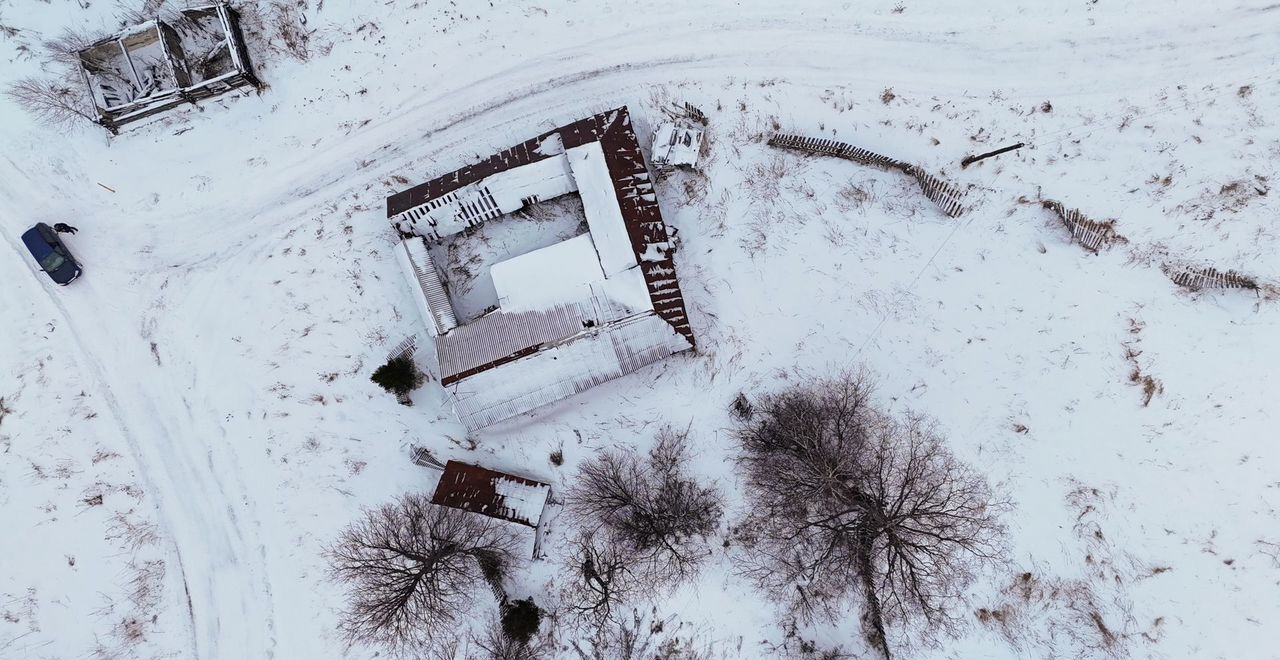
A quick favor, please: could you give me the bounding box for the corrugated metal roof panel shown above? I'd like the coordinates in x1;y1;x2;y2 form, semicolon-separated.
436;302;596;381
447;313;691;430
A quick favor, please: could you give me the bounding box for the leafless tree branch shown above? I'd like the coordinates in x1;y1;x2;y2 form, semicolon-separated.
327;494;521;654
6;77;97;128
735;371;1007;658
567;428;724;585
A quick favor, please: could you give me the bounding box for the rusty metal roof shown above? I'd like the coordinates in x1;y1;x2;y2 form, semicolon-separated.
430;461;550;527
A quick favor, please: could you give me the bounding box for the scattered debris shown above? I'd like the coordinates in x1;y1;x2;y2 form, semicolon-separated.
385;334;419;362
1040;199;1126;252
410;445;446;469
767;133;967;217
651;122;704;170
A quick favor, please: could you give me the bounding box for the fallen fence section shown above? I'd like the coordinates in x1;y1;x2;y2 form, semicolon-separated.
767;134;967;218
1162;264;1259;291
1041;199;1126;252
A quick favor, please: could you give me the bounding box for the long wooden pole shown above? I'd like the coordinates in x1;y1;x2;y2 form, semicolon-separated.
961;142;1024;167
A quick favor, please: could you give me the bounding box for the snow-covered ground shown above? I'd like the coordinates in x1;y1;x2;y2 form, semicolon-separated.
1;0;1278;658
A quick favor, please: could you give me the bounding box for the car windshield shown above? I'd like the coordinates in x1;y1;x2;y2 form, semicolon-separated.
39;251;66;272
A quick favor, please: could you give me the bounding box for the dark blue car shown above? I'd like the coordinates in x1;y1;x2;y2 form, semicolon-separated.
21;223;82;285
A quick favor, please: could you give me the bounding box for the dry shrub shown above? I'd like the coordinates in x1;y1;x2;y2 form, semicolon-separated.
6;77;98;127
975;570;1132;658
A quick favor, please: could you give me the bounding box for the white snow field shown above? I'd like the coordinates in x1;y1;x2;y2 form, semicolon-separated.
1;0;1278;658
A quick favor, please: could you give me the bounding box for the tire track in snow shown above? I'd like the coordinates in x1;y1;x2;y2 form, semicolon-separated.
0;193;275;659
180;5;1277;253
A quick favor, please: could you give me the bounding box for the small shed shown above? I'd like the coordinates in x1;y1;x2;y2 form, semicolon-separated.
76;2;258;132
650;121;704;169
430;461;551;528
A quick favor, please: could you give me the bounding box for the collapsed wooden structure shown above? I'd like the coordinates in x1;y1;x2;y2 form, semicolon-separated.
75;2;258;132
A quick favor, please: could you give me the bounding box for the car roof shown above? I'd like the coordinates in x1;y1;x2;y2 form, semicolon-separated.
21;224;55;259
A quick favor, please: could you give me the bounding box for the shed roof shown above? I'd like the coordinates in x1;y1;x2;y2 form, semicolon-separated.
430;461;551;527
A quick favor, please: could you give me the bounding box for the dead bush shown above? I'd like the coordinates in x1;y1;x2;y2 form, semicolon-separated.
570;607;727;660
6;77;98;127
567;429;723;586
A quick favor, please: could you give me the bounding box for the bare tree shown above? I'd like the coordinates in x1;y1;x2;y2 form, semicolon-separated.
327;495;521;654
568;429;723;583
736;372;1005;659
571;607;726;660
6;77;97;128
560;530;646;626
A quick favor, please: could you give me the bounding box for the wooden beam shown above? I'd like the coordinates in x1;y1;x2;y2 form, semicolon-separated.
961;142;1024;167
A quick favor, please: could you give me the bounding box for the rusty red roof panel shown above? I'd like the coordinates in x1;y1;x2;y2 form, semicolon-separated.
430;460;550;527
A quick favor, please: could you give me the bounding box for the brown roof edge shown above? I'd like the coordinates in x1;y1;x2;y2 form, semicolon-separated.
385;108;627;218
595;107;697;347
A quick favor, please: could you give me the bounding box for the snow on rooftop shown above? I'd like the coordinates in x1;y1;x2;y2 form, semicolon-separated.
486;154;577;209
566;141;638;277
430;461;550;527
396;237;457;337
491;476;552;527
651;122;704;168
533;133;566;156
447;312;692;430
401;155;578;239
590;265;654;318
492;233;604;313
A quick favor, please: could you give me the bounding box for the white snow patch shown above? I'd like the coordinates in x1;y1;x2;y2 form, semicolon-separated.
566;141;638;276
492;477;551;527
492;233;605;313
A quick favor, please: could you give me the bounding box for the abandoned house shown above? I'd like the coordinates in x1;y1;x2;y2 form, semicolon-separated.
76;2;257;131
387;106;695;430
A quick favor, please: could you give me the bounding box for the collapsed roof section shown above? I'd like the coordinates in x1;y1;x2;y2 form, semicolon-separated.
76;2;258;132
388;107;695;430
